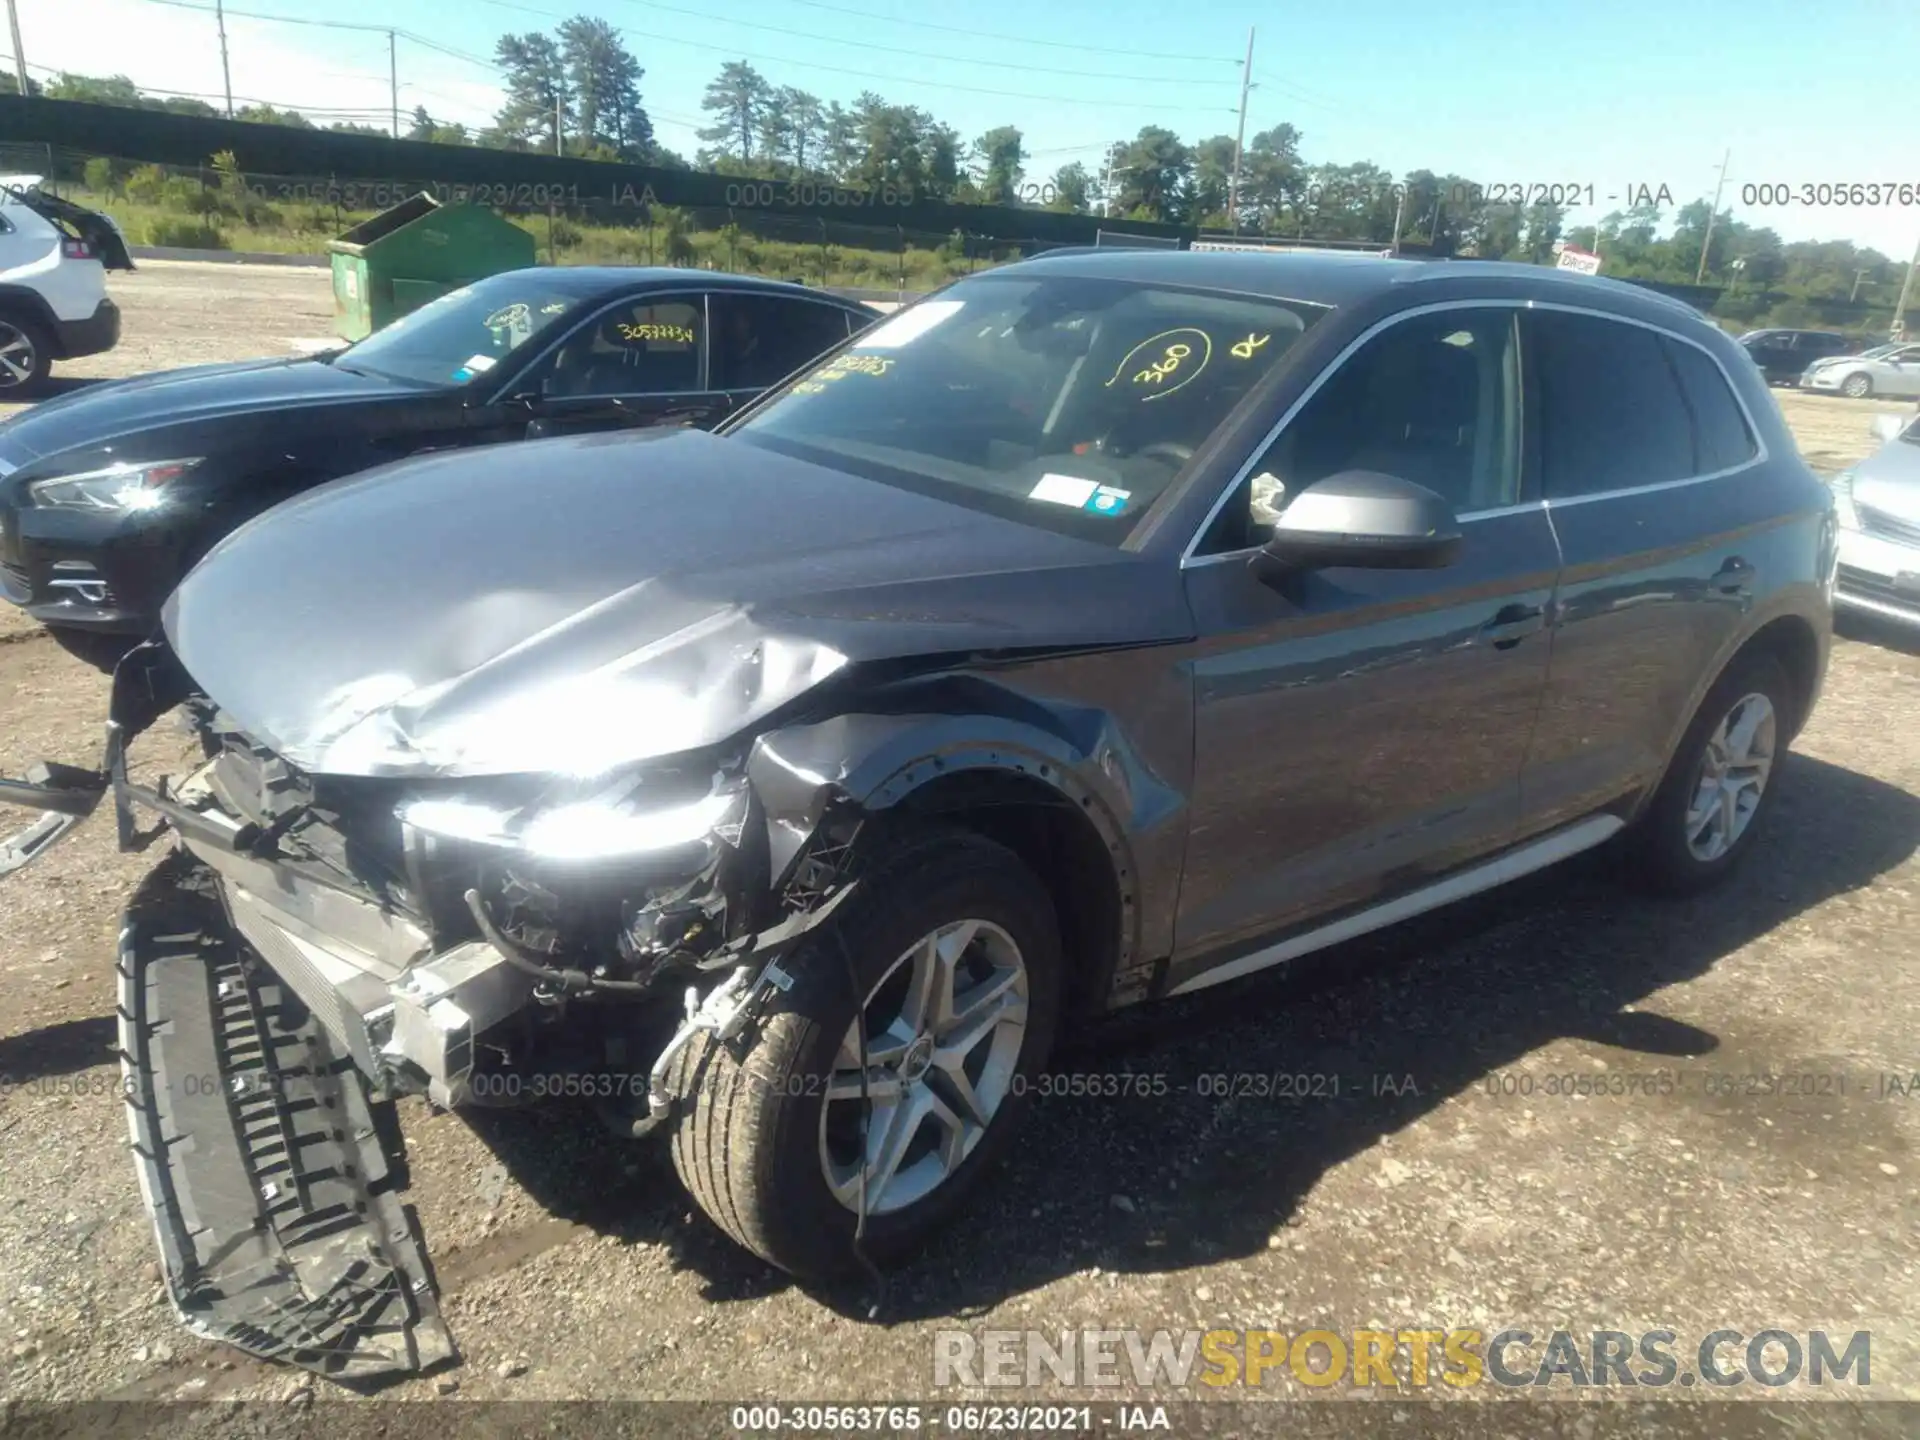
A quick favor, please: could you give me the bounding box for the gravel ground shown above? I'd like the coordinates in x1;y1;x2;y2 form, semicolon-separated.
0;263;1917;1424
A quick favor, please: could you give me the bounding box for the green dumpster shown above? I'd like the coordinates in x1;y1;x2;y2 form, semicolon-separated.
327;193;536;341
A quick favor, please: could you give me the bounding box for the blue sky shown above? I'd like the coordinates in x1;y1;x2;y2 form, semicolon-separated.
19;0;1920;257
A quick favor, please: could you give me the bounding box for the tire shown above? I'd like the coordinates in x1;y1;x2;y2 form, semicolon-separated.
0;314;53;398
1622;650;1794;897
1841;372;1873;399
669;824;1063;1280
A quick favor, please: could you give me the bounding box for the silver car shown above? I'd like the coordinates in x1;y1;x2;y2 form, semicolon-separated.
1803;341;1920;399
1832;410;1920;622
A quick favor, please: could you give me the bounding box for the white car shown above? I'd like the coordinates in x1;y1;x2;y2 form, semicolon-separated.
1830;410;1920;625
1802;341;1920;399
0;176;130;396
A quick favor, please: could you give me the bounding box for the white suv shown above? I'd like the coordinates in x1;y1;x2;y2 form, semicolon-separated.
0;176;130;397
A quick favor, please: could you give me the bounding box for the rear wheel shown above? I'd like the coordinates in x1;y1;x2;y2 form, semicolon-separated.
0;315;52;398
1841;372;1873;399
1623;650;1793;896
669;825;1062;1279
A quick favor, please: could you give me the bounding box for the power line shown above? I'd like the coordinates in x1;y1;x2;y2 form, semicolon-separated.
482;0;1236;113
779;0;1234;65
598;0;1236;87
142;0;505;73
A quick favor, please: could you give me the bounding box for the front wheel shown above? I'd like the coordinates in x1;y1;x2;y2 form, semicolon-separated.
669;825;1063;1279
0;315;53;398
1841;373;1873;399
1622;650;1793;897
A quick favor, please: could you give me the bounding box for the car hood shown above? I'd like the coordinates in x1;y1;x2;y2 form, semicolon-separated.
163;429;1193;779
1853;439;1920;520
0;355;410;463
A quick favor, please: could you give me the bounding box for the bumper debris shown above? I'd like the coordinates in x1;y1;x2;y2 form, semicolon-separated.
118;852;455;1380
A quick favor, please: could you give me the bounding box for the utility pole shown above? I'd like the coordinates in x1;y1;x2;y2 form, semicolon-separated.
1389;183;1406;255
214;0;233;117
4;0;27;98
553;90;562;156
388;30;398;139
1226;27;1255;235
1099;141;1117;220
1694;147;1730;285
1893;230;1920;341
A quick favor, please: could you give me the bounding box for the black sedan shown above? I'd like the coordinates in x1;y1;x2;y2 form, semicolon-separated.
0;267;874;645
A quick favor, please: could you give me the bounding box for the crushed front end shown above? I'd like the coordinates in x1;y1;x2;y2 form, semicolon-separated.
0;640;858;1381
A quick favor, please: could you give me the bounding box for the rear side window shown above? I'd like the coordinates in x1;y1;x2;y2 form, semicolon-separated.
1663;338;1758;474
1531;311;1695;499
709;293;854;391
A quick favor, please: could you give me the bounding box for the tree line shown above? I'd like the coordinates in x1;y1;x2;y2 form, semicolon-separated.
6;43;1907;322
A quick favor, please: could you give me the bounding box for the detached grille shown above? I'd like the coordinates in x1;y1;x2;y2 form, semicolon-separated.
0;560;26;599
1859;505;1920;549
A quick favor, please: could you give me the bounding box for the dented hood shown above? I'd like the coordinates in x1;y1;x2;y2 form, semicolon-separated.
163;428;1192;778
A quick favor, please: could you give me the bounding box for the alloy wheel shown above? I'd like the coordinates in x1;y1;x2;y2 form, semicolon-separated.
1683;691;1777;862
0;322;35;390
819;918;1029;1217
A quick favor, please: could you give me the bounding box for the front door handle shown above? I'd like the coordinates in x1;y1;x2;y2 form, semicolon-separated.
1711;557;1756;595
1480;602;1545;650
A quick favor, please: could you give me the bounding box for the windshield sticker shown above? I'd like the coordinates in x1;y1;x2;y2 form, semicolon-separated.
857;300;965;350
540;300;570;315
1030;474;1100;508
1107;327;1213;401
1085;485;1131;515
1231;332;1272;359
484;303;532;330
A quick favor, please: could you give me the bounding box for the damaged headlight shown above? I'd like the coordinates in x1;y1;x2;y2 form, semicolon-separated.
399;774;748;861
28;458;202;512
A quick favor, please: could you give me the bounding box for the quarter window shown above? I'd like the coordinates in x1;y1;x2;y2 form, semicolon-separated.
1530;311;1695;499
1663;337;1758;474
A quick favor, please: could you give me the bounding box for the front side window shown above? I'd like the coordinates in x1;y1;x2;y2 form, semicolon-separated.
1531;311;1695;499
727;273;1327;544
1203;307;1522;553
335;273;586;387
532;297;704;398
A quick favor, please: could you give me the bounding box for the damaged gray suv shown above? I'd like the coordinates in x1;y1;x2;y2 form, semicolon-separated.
0;249;1835;1380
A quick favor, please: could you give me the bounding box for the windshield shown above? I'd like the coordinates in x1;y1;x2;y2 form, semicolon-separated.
1856;344;1902;360
338;273;587;387
727;273;1327;543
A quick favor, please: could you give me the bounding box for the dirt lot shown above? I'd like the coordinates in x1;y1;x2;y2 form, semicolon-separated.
0;262;1918;1420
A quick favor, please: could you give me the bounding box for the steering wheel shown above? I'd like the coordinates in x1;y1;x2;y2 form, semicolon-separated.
1135;441;1196;468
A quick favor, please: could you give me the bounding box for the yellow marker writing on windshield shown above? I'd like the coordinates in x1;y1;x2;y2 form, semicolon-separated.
1232;332;1272;359
1135;342;1192;386
1106;328;1213;401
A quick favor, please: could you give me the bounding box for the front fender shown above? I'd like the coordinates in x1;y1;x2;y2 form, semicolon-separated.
746;690;1185;1009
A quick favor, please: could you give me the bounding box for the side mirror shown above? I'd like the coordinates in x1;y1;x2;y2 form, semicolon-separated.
1250;470;1462;586
1871;413;1906;444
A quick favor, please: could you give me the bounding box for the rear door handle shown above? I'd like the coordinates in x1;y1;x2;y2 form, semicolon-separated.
1711;557;1756;595
1480;602;1545;650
